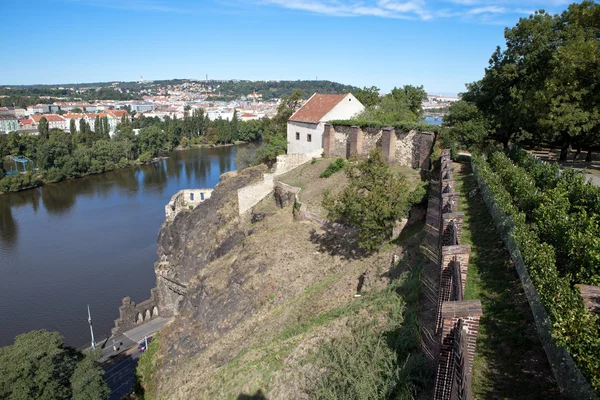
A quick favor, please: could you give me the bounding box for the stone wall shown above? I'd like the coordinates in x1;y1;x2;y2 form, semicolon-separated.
112;287;160;336
165;189;213;222
324;124;435;169
237;149;322;215
430;149;484;400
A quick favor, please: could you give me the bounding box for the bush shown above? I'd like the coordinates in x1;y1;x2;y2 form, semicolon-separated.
320;158;346;178
323;150;422;251
139;152;153;163
44;168;65;183
0;172;43;192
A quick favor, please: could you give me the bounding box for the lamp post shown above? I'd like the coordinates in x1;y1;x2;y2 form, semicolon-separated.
87;305;95;349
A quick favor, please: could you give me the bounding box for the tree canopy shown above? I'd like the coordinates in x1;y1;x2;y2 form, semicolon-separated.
0;330;108;400
456;1;600;159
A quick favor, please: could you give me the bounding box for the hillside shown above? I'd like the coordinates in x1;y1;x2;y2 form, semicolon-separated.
138;159;431;399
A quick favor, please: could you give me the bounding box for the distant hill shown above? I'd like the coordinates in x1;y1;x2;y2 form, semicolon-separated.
0;79;358;106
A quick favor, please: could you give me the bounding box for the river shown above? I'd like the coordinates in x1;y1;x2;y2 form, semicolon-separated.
425;116;443;125
0;145;242;348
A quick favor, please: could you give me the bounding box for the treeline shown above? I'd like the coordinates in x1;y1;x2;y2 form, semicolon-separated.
0;87;137;107
444;1;600;159
206;80;357;101
125;109;265;147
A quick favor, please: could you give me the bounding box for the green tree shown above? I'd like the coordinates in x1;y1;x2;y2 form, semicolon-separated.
443;100;487;148
353;86;380;108
256;89;302;165
70;356;109;400
70;119;77;135
38;116;49;139
0;330;107;400
71;107;83;113
323;150;417;251
359;85;426;124
230;109;239;141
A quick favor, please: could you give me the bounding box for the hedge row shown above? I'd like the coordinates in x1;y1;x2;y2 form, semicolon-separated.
327;120;441;134
472;153;600;393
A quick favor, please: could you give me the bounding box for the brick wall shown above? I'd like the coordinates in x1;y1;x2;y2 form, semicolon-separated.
429;150;483;400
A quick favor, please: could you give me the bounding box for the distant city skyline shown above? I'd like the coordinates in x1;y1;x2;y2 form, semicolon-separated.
0;0;574;95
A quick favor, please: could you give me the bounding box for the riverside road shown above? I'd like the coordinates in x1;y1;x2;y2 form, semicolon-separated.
101;317;171;399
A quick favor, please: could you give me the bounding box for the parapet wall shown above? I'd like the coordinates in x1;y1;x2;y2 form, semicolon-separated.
237;149;322;215
430;149;484;400
165;188;213;222
325;124;435;170
112;287;160;336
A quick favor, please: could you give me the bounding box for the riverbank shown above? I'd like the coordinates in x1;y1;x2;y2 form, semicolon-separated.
0;145;241;348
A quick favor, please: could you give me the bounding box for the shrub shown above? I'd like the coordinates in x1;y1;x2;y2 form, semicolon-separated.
323;150;421;251
44;168;65;183
320;158;346;178
139;152;153;163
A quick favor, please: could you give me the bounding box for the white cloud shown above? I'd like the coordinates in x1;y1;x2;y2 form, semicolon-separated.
468;6;506;15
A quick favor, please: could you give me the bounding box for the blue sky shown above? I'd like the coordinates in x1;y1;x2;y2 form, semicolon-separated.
0;0;575;95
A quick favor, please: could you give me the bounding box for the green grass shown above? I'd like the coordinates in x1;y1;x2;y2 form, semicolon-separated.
455;163;561;398
135;333;162;399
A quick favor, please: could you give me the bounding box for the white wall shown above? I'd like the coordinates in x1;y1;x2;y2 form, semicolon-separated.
287;121;323;154
286;93;364;155
320;93;364;122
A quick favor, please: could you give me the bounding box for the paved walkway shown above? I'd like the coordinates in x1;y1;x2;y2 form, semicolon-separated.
586;173;600;186
98;317;171;363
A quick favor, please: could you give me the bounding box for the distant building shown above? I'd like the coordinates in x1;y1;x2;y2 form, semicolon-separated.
0;106;26;118
19;119;34;129
31;114;68;131
0;114;18;133
287;93;364;154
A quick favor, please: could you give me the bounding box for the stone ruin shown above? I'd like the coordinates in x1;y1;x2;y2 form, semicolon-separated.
165;188;213;222
322;124;435;170
111;287;160;336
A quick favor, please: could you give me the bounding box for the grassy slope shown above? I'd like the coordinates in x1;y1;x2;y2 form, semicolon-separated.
455;162;561;398
278;157;422;218
140;160;430;400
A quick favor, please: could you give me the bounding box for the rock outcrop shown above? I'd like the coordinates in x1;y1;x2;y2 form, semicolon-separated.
155;166;266;318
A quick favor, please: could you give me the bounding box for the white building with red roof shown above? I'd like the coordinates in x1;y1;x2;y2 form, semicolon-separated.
287;93;364;154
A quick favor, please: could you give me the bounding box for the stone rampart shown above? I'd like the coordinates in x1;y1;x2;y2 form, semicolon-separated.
165;188;213;222
112;287;160;336
324;124;435;169
237;149;322;215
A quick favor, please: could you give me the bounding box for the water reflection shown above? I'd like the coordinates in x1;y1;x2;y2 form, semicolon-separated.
0;145;245;347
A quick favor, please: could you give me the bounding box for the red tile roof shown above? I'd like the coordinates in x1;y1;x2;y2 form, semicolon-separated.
31;114;64;122
289;93;347;124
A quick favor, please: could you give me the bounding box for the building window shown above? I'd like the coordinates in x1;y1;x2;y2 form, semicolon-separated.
190;193;194;201
307;134;312;142
296;132;300;140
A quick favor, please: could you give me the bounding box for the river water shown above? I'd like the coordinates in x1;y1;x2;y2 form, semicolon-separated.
0;145;241;348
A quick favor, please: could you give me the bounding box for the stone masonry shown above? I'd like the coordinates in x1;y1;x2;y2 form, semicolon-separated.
323;124;435;169
112;287;160;336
